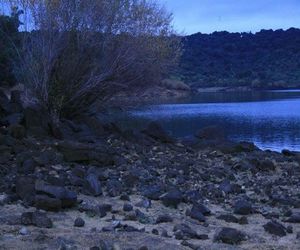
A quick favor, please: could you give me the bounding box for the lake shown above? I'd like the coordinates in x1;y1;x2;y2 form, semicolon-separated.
113;90;300;152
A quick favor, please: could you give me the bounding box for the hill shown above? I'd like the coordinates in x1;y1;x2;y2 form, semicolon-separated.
178;28;300;89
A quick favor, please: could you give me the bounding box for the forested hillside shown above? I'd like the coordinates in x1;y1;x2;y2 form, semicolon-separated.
179;28;300;89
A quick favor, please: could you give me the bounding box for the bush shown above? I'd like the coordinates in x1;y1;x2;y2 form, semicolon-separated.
8;0;180;121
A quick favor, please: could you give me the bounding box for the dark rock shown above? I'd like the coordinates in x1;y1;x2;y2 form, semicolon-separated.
15;176;35;203
135;198;151;209
74;217;85;227
8;124;26;139
57;141;92;163
2;113;24;126
142;185;165;200
233;199;253;215
24;106;51;136
35;195;62;211
120;194;130;201
195;125;225;141
142;122;174;143
239;216;249;225
257;159;276;171
285;213;300;223
173;224;207;240
287;226;293;234
19;158;36;174
184;190;203;203
107;179;123;197
217;214;239;223
21;211;53;228
156;214;173;224
263;221;287;237
219;180;242;194
190;204;206;222
35;180;77;208
161;229;169;238
152;228;159;235
282;149;297;157
135;209;151;224
138;246;148;250
214;227;246;244
84;174;102;196
123;203;133;212
160;189;183;208
192;203;211;216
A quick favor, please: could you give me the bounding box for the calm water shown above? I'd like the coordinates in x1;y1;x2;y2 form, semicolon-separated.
114;90;300;152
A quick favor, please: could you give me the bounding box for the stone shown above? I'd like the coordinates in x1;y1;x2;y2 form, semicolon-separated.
257;159;276;171
234;199;253;215
107;179;123;197
142;185;165;200
217;214;239;223
123;203;133;212
214;227;246;244
156;214;173;224
142;122;174;143
285;213;300;223
135;198;151;209
21;211;53;228
152;228;159;235
263;221;287;237
190;205;206;222
15;176;35;203
35;180;77;208
173;223;207;240
84;173;102;196
74;217;85;227
19;158;36;174
160;189;183;208
195;125;225;141
8;124;26;139
19;227;29;235
35;195;62;211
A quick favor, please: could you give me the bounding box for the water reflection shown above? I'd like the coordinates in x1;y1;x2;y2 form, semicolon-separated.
117;90;300;152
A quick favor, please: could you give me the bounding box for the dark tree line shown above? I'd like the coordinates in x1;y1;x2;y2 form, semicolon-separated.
179;28;300;89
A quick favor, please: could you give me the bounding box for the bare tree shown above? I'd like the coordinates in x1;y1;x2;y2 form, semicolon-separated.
5;0;180;121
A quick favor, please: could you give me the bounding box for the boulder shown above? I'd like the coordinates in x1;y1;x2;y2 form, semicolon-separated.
156;214;173;224
195;125;225;141
35;195;62;211
8;124;26;139
84;173;103;196
74;217;85;227
189;204;206;222
142;122;174;143
35;180;77;208
142;185;165;200
160;189;183;208
24;106;50;136
263;221;287;236
15;176;35;204
107;179;123;197
234;199;253;215
285;213;300;223
214;227;246;244
173;223;208;240
21;211;53;228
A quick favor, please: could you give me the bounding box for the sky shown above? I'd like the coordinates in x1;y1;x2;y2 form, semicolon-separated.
159;0;300;34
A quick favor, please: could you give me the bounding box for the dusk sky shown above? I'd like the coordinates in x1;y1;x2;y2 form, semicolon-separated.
159;0;300;34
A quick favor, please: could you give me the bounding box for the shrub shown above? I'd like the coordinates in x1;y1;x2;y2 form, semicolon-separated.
7;0;181;122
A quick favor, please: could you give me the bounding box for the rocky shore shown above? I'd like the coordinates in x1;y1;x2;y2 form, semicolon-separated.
1;90;300;250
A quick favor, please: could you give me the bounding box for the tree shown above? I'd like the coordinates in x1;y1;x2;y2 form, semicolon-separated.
5;0;180;121
0;8;21;87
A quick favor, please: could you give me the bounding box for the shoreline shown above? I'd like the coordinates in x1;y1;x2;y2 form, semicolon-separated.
1;89;300;249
